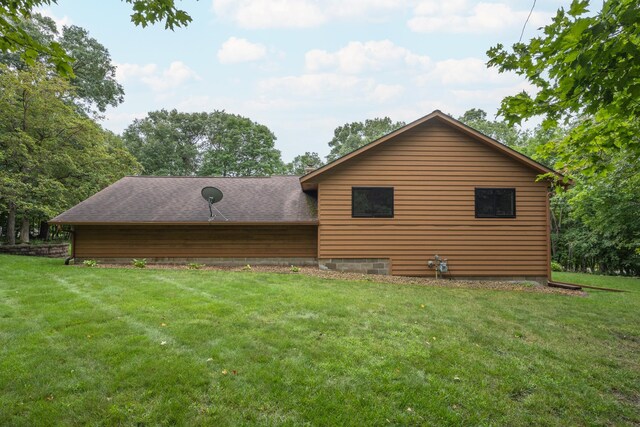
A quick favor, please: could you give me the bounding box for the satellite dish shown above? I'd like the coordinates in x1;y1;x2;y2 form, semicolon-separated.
201;186;228;221
201;186;223;204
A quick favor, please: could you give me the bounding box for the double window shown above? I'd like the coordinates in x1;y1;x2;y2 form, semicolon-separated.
350;186;513;218
352;187;394;218
475;188;516;218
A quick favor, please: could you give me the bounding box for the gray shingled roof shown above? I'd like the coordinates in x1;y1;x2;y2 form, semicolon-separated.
50;176;318;224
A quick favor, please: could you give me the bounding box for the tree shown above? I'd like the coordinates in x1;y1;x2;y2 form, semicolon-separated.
457;108;528;150
199;113;285;177
123;110;285;177
0;0;192;76
0;13;124;115
487;0;640;175
0;64;79;243
0;64;139;244
326;117;405;162
286;152;324;175
550;154;639;275
58;25;124;114
123;110;204;176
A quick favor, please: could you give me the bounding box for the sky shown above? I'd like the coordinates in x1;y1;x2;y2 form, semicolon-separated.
43;0;568;162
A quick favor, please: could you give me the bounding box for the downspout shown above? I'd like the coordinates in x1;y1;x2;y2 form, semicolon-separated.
545;189;552;284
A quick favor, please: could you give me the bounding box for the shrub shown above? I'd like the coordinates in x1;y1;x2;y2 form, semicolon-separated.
290;265;300;273
132;258;147;269
83;259;97;267
551;261;564;272
187;263;204;270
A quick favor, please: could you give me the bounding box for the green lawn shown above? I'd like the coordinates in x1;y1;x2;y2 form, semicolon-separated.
0;256;638;426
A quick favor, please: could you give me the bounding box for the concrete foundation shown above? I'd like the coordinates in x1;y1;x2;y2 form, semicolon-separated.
319;258;391;275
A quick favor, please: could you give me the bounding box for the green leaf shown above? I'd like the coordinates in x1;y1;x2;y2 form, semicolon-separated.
569;0;589;17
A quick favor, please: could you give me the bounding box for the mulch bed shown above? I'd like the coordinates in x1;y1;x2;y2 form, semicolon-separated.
87;263;585;296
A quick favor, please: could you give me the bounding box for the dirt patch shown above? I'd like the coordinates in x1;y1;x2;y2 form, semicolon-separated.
86;263;585;296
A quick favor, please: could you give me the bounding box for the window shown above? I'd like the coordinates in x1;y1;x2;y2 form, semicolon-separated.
352;187;394;218
475;188;516;218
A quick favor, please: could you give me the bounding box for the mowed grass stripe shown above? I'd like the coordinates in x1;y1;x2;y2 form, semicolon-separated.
1;267;219;425
0;285;118;422
50;275;200;356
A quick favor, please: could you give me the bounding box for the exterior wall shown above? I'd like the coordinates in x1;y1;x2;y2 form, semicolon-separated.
74;224;317;260
311;120;551;279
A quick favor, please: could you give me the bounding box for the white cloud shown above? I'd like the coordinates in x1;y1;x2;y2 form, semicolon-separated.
451;81;536;104
244;97;307;111
115;61;199;92
36;8;72;28
157;62;199;89
212;0;405;29
115;63;158;82
217;37;267;64
175;95;214;111
260;73;366;98
213;0;325;29
306;40;430;74
408;0;551;34
370;84;404;103
416;57;521;87
213;0;551;32
259;73;403;104
328;0;408;19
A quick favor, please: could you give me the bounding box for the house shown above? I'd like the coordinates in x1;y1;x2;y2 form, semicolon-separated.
50;111;564;284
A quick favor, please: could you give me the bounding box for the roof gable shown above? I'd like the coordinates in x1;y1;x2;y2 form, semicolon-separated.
300;110;564;189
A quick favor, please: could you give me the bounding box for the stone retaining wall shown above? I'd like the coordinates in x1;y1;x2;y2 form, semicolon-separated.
319;258;390;275
0;243;69;258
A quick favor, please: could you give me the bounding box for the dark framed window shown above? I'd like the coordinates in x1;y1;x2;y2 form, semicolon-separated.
352;187;394;218
475;188;516;218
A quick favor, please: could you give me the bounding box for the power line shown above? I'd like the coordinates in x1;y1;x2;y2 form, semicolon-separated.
519;0;537;42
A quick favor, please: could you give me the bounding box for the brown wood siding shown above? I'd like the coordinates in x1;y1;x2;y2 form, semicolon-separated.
74;225;317;258
312;121;550;277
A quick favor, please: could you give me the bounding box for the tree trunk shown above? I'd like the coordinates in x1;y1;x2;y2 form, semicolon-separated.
20;216;29;244
7;202;16;245
38;221;50;240
50;225;59;240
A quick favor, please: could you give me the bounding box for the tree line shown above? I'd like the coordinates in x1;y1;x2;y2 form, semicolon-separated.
123;111;404;177
0;14;139;245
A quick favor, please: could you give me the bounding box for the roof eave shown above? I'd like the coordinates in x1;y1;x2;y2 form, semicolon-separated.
48;220;319;226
